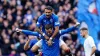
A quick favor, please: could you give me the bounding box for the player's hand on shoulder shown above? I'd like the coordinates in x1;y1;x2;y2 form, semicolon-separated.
15;28;22;32
47;40;52;46
47;39;54;46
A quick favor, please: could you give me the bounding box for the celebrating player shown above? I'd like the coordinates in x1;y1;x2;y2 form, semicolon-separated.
36;6;60;44
16;22;79;56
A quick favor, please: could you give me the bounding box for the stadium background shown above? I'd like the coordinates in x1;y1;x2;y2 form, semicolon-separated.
0;0;100;56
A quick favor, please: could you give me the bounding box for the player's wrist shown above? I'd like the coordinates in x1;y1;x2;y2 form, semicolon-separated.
19;29;22;32
42;33;45;36
49;37;53;40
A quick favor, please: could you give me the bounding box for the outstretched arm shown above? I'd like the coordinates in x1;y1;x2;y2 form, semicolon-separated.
15;28;40;37
60;26;77;35
60;22;80;35
22;30;40;36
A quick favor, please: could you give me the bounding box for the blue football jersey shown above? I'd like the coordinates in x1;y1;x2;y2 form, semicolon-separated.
42;34;60;56
36;13;60;32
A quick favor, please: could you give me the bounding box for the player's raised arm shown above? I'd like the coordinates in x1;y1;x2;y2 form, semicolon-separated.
24;39;30;50
59;26;76;35
15;28;40;37
59;22;80;35
22;30;40;36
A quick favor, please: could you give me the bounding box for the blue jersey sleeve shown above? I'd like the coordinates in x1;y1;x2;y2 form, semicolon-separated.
22;30;41;37
36;16;43;28
54;15;60;27
59;26;77;35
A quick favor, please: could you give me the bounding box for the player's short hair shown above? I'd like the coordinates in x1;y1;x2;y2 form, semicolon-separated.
80;27;88;30
45;6;53;11
45;24;53;30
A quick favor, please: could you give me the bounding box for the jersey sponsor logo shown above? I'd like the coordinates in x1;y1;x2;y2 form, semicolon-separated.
55;22;60;25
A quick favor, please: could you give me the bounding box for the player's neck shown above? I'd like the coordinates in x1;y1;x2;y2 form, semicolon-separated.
46;16;50;18
85;34;89;38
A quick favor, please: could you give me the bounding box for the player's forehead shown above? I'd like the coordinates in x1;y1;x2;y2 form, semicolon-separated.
80;27;88;31
80;30;87;33
45;27;53;31
80;30;84;32
44;9;52;12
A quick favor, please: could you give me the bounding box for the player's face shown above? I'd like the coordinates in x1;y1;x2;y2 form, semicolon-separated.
45;28;53;36
44;9;52;18
80;30;85;37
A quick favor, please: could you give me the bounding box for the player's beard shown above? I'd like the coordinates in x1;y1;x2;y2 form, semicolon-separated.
47;32;52;37
48;33;52;36
83;35;85;38
46;14;51;18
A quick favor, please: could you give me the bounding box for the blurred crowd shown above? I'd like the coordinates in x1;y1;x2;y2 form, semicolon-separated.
0;0;85;56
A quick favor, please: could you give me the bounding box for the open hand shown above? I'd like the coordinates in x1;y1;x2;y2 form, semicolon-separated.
15;28;22;32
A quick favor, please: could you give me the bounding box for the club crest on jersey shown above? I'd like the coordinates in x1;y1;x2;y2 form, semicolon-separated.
50;19;53;23
43;20;46;23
